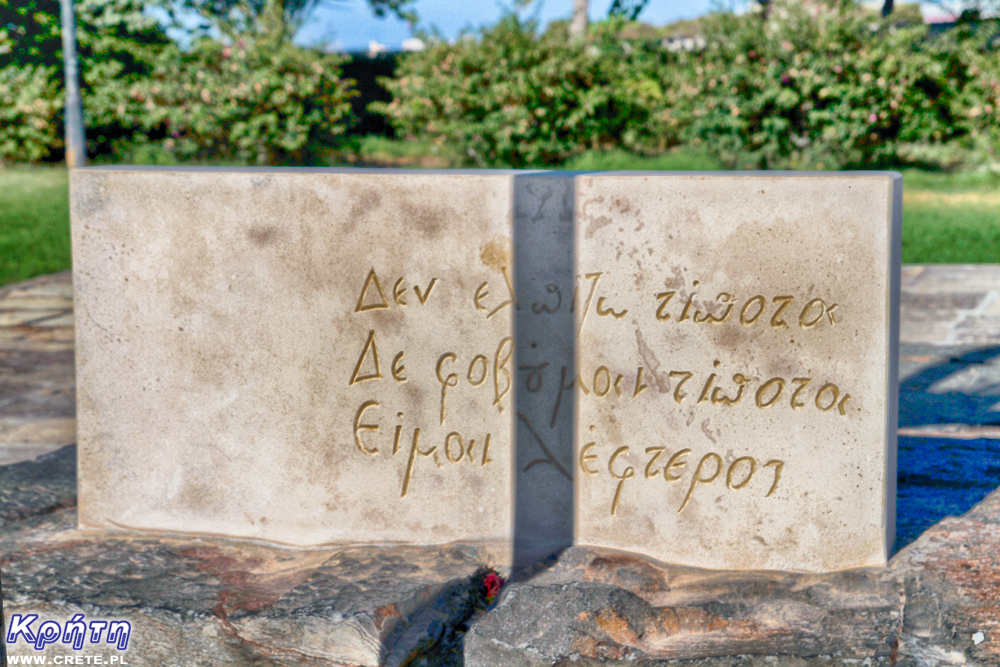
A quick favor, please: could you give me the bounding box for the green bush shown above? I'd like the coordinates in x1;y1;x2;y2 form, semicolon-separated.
668;3;1000;169
0;0;355;165
376;15;670;167
0;0;170;161
379;4;1000;171
125;35;356;165
0;64;62;163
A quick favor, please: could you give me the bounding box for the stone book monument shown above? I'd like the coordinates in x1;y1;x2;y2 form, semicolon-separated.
70;167;901;573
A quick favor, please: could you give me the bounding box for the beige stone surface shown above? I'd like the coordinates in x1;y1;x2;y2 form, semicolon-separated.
69;168;903;572
573;173;901;572
70;167;545;552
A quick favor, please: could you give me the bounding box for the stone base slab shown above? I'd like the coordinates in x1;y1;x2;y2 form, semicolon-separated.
3;445;999;666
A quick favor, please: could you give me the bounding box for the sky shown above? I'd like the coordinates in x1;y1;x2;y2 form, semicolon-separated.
294;0;743;52
292;0;950;52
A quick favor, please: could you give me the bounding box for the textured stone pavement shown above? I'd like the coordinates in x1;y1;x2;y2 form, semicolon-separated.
0;271;75;465
899;265;1000;440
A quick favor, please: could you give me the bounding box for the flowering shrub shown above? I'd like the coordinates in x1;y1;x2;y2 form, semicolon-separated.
0;0;169;162
667;4;1000;169
376;15;670;167
127;36;355;165
0;0;354;164
381;4;1000;170
0;65;63;163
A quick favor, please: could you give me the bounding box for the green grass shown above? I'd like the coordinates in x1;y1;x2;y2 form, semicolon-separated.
897;167;1000;263
901;190;1000;263
899;168;1000;193
0;166;71;287
561;148;724;171
2;158;999;289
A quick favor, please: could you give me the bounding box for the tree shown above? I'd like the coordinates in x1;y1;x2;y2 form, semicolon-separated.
568;0;651;41
1;0;171;161
568;0;587;39
163;0;418;42
607;0;649;20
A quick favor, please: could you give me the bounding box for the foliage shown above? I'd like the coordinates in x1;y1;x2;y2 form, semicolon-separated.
380;2;1000;171
0;0;170;161
667;3;1000;169
608;0;649;21
0;0;355;165
561;146;723;170
124;34;355;164
0;65;63;163
376;15;668;167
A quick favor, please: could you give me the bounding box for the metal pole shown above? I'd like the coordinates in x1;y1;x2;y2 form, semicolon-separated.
60;0;86;167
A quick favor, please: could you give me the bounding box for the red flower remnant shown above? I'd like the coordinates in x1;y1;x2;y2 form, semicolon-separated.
484;570;505;603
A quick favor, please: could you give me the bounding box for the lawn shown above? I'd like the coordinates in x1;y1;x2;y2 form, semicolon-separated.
0;166;70;287
2;157;999;288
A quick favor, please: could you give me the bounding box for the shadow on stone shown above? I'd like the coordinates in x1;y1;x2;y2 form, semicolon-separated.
512;174;577;569
895;344;1000;553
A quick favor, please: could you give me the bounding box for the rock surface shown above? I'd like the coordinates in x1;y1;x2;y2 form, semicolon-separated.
3;447;495;666
3;445;998;666
465;487;1000;666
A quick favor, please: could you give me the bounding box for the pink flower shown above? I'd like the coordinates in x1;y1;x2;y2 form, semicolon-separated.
223;47;231;58
868;113;878;122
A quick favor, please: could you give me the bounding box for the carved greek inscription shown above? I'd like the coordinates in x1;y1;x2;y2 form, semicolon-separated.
580;443;786;515
355;269;439;311
651;281;840;330
521;412;572;481
513;355;853;417
520;362;549;393
653;365;854;416
393;278;407;306
436;353;458;425
493;337;514;413
342;263;861;519
349;330;382;385
352;400;497;498
608;446;635;515
634;367;649;397
355;269;389;312
576;272;628;336
353;400;380;455
347;265;517;503
391;352;407;382
413;278;438;305
596;297;628;319
475;266;518;319
422;340;516;425
532;284;562;314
